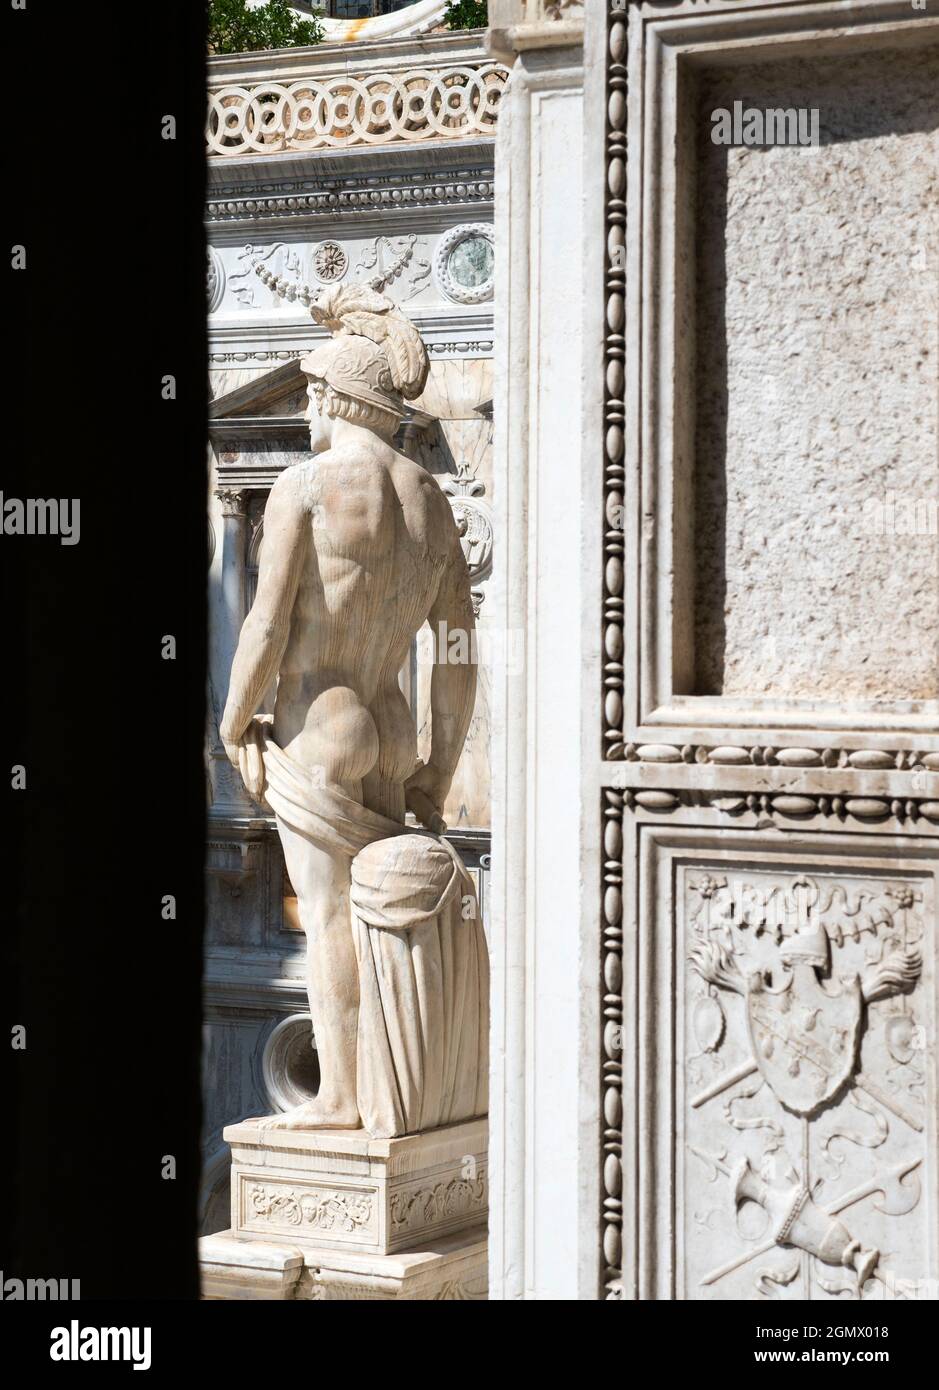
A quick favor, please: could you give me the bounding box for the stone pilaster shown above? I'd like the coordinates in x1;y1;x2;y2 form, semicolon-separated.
485;3;599;1301
209;487;256;817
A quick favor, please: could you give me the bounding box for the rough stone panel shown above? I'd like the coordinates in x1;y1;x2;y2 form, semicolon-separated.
693;47;939;700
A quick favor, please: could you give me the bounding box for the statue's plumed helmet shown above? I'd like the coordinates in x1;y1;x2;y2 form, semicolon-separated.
300;284;429;419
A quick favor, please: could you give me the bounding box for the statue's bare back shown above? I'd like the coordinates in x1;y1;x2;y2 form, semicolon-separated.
275;441;459;818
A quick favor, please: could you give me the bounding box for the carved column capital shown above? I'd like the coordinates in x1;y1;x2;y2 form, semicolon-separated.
216;487;249;519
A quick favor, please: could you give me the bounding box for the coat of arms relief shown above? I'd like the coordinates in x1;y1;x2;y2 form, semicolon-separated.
682;868;933;1301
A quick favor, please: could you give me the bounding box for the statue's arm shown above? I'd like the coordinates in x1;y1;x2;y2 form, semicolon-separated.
219;471;307;756
412;538;477;811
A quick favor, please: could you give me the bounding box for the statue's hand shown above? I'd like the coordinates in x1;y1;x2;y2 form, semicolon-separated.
219;714;270;800
220;714;244;770
404;761;448;834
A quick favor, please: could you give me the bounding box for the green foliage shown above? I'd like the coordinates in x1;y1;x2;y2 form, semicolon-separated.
208;0;325;54
441;0;488;31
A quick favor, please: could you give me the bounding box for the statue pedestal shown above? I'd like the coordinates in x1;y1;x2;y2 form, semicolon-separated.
199;1117;488;1300
200;1225;488;1301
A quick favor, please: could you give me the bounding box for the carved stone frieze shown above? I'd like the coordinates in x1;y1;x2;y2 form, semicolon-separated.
209;340;495;366
210;348;307;365
622;743;939;773
354;232;432;298
245;1182;375;1237
389;1168;487;1236
206;172;495;224
298;1276;382;1301
228;241;303;309
427;338;494;356
616;787;939;828
206;63;508;158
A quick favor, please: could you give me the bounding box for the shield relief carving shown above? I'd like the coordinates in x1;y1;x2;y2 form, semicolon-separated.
683;866;929;1300
744;940;863;1117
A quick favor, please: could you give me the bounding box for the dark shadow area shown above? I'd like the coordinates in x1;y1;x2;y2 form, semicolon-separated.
2;2;208;1298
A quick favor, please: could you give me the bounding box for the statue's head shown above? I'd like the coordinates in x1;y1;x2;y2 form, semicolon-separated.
302;335;402;450
299;284;429;451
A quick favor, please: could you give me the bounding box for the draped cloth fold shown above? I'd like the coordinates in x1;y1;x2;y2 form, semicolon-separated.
240;716;489;1139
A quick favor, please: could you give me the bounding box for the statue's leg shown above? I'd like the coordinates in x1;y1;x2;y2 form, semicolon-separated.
259;816;361;1131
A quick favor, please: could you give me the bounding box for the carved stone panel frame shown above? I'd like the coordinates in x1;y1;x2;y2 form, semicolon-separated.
488;0;936;1303
610;815;939;1300
595;9;939;1296
606;0;939;757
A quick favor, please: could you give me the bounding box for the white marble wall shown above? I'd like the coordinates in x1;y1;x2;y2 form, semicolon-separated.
487;21;600;1300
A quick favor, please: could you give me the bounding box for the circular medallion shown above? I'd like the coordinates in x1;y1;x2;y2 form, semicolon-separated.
434;223;495;305
207;246;225;313
312;240;349;284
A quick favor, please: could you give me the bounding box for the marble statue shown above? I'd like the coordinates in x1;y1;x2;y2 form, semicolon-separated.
219;284;488;1138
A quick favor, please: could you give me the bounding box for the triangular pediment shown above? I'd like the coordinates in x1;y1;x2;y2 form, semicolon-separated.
210;357;436;438
210;357;436;489
210;360;309;435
